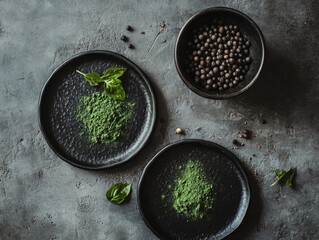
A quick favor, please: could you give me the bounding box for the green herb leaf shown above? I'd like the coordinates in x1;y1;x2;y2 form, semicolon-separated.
102;67;126;80
271;167;296;187
106;183;132;204
104;79;126;100
76;70;102;86
285;168;296;187
76;67;127;100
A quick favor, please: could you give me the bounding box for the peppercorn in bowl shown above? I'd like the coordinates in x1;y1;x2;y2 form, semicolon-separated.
175;7;265;99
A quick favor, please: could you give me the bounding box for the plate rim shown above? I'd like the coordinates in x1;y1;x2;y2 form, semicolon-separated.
38;50;156;170
137;139;250;240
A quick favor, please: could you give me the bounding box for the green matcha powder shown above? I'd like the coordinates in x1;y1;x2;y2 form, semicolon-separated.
76;91;134;144
172;160;214;220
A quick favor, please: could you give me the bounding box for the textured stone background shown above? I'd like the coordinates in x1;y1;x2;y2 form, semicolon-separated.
1;0;318;239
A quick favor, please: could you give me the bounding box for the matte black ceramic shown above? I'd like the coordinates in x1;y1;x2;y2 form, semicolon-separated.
138;139;250;240
175;7;265;99
39;50;156;170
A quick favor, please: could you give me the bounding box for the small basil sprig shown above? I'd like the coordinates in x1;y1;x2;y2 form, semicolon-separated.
106;183;132;204
76;67;126;100
271;167;296;187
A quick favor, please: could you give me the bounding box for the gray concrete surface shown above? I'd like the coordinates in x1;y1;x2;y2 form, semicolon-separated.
1;0;319;239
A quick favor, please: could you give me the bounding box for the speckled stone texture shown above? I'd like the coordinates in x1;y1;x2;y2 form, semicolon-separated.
0;1;318;240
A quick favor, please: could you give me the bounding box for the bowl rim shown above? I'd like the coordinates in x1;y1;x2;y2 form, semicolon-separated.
174;6;266;99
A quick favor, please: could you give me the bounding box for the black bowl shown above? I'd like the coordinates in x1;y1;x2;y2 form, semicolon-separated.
175;7;265;99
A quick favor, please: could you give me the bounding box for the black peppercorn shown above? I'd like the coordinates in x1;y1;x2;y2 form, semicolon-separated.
120;35;128;42
187;20;252;92
128;44;134;49
213;67;219;73
126;25;133;31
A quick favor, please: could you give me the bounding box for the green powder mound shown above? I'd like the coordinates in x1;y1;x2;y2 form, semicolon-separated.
172;160;214;220
76;91;134;144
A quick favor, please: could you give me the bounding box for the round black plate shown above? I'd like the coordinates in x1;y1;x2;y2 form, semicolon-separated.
138;139;250;240
39;50;156;169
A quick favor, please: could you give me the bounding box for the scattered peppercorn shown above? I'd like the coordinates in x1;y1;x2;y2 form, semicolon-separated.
175;127;184;134
120;35;128;42
186;20;253;91
239;129;252;139
126;25;133;31
141;31;145;34
232;139;238;145
260;119;267;124
128;44;134;49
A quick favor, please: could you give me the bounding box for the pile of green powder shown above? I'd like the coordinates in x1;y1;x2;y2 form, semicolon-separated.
172;160;214;220
76;91;134;144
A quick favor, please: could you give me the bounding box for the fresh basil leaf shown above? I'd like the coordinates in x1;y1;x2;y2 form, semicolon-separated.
77;67;127;100
285;168;296;187
105;79;125;100
102;67;126;79
76;70;102;86
271;167;296;187
106;183;132;204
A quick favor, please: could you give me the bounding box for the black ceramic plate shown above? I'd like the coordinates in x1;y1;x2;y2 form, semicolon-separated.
138;139;250;240
39;50;156;169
